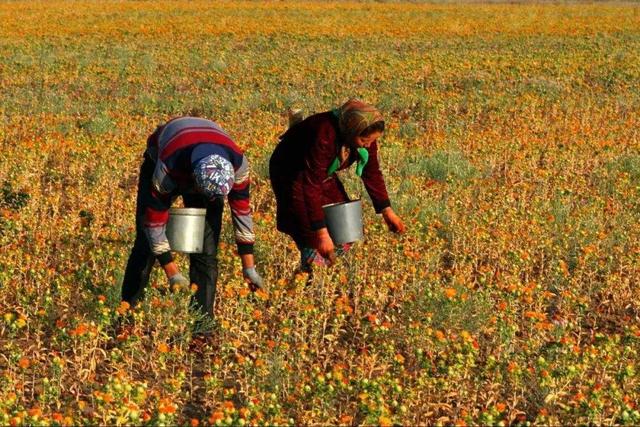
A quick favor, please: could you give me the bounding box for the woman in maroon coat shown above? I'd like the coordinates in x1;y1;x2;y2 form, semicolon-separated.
269;99;405;269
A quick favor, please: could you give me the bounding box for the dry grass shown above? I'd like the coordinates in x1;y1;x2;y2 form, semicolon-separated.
0;1;639;425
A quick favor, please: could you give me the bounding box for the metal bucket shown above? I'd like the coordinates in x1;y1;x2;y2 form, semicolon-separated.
165;208;206;253
322;200;364;245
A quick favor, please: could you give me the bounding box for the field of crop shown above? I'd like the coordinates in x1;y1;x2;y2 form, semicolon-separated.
1;1;640;425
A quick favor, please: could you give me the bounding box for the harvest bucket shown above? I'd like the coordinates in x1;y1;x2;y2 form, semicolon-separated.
322;200;364;245
165;208;206;253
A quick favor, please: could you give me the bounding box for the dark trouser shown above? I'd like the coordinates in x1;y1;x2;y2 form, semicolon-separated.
121;156;223;317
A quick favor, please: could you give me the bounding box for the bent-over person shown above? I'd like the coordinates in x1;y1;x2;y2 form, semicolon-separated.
269;99;405;271
121;117;262;318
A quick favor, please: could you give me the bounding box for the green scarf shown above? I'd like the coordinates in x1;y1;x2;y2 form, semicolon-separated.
327;106;373;177
327;147;369;177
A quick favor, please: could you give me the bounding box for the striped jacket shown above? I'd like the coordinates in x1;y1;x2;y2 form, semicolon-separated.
143;117;254;264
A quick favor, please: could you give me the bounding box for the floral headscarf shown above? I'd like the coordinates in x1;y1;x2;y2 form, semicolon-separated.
328;99;384;177
193;154;235;198
332;98;384;143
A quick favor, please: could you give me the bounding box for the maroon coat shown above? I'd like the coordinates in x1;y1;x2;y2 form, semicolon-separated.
269;111;391;247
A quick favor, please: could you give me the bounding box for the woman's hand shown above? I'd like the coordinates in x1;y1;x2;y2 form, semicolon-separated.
316;228;336;265
382;207;406;234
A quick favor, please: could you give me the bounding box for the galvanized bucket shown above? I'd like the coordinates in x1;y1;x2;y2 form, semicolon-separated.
165;208;206;253
322;200;364;245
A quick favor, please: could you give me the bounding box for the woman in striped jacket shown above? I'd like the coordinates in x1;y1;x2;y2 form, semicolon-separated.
121;117;262;318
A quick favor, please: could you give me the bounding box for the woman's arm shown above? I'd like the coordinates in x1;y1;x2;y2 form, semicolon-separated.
228;155;263;288
360;141;391;213
142;186;187;282
361;141;405;233
227;155;255;255
300;121;339;261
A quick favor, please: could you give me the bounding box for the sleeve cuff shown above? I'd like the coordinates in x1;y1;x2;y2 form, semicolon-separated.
310;219;326;231
237;242;254;255
157;251;173;266
373;199;391;214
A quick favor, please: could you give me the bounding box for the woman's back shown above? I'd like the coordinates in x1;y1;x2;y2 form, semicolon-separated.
270;111;339;178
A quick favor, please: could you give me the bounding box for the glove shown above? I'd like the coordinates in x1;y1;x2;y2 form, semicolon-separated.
169;272;190;287
243;267;264;291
